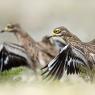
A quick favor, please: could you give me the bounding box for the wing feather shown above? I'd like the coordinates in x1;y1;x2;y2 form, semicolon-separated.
0;43;32;71
41;44;88;80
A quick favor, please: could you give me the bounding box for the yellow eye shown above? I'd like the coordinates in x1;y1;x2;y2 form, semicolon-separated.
53;29;61;34
7;24;14;28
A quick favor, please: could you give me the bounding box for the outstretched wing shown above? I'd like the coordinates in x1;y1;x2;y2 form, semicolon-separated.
41;44;88;81
0;42;32;71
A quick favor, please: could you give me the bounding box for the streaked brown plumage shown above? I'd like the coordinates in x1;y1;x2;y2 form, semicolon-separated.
42;26;95;81
1;24;59;70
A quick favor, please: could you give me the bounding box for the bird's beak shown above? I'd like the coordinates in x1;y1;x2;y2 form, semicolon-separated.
0;27;12;33
48;32;58;39
0;30;4;33
48;35;53;38
48;35;57;39
0;27;8;33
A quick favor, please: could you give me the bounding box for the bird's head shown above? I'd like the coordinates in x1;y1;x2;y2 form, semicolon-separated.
1;24;21;33
52;26;71;38
50;26;81;44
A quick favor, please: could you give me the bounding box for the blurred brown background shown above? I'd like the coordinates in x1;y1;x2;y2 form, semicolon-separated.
0;0;95;43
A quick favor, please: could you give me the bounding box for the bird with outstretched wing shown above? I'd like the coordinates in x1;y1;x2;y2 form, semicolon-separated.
41;26;95;81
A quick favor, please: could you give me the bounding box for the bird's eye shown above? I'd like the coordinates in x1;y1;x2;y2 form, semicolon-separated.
53;29;61;34
7;24;14;28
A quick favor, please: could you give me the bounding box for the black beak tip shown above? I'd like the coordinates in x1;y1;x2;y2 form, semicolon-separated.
0;30;4;33
48;35;53;39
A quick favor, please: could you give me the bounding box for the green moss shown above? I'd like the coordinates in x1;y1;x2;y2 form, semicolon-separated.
0;67;29;83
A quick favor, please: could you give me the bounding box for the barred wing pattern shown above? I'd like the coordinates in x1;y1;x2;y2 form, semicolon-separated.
0;42;32;71
41;44;88;80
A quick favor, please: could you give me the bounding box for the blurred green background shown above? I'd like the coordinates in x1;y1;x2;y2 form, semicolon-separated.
0;0;95;43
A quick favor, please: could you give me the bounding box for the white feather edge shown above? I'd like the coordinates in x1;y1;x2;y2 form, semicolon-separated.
48;44;69;70
0;42;32;64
